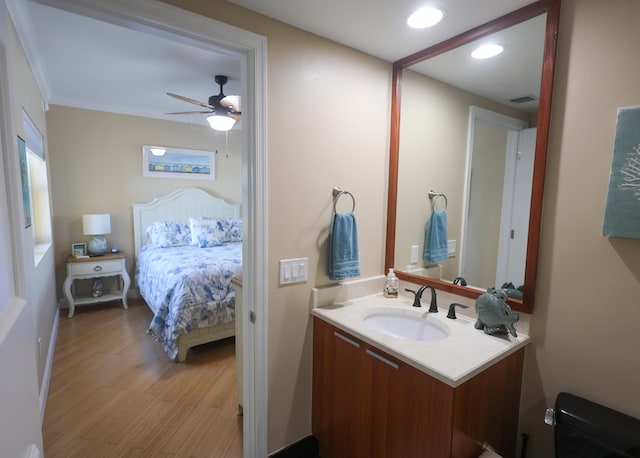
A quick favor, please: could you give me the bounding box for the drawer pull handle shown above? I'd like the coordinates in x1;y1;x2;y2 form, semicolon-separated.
366;349;400;369
333;331;360;348
93;265;103;272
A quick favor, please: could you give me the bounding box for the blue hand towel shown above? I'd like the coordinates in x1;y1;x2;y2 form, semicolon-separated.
423;210;448;263
328;212;360;281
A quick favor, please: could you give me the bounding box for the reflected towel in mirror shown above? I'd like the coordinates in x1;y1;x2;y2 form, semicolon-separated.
329;212;360;281
424;210;448;263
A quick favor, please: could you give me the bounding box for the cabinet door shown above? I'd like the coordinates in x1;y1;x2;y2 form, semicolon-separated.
451;348;525;458
312;318;372;458
367;346;454;458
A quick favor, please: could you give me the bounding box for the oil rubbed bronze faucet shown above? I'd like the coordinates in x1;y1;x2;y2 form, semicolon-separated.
404;286;438;312
446;302;469;319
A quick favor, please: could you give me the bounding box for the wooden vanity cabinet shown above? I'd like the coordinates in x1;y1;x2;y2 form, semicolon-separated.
312;317;525;458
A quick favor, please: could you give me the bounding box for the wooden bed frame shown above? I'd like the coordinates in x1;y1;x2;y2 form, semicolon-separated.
132;187;241;361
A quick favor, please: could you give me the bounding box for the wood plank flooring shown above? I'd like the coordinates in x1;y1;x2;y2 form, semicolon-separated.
43;300;242;458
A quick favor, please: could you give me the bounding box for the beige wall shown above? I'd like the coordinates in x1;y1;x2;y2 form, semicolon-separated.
396;69;529;280
519;1;640;456
46;106;242;298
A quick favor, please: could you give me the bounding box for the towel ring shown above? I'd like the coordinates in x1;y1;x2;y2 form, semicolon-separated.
428;190;447;212
332;187;356;213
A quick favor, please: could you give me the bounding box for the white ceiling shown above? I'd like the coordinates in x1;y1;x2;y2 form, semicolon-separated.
13;0;542;127
227;0;536;63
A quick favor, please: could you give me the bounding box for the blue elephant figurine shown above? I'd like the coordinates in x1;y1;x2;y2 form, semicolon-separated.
474;288;519;337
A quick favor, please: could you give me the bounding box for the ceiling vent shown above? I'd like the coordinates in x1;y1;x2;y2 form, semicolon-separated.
508;95;537;104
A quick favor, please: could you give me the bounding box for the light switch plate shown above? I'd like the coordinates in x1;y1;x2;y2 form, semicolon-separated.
410;245;419;263
279;258;308;285
447;240;456;257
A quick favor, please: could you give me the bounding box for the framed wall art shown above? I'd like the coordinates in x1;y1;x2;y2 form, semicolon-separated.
142;145;215;180
603;105;640;238
17;135;32;229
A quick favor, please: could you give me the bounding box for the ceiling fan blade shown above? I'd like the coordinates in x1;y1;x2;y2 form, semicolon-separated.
220;95;242;112
165;110;214;115
167;92;214;110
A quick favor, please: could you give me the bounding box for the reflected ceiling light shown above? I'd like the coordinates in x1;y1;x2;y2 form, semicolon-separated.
207;115;236;131
149;147;166;156
407;7;445;29
471;44;504;59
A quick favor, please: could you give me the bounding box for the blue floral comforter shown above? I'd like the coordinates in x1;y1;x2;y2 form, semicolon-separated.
136;242;242;360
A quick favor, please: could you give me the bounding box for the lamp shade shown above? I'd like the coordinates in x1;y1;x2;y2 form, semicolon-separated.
207;115;236;131
83;214;111;235
83;214;111;256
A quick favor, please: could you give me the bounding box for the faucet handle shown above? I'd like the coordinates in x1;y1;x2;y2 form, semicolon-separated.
447;302;469;319
404;288;422;307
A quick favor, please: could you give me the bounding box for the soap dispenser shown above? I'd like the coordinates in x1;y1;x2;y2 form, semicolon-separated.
383;268;399;298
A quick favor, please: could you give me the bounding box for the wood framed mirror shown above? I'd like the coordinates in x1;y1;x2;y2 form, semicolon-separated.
385;0;561;314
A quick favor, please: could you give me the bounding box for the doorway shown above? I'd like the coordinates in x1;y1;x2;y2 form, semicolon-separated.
460;106;529;290
12;0;268;456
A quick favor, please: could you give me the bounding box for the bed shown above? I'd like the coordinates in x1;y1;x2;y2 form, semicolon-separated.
132;187;242;361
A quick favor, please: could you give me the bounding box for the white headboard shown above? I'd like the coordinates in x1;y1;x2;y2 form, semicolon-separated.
132;187;241;257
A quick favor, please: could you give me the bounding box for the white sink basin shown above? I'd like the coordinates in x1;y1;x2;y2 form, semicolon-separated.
364;312;449;342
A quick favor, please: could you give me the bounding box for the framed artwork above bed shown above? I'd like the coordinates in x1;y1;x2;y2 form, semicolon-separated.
142;145;215;180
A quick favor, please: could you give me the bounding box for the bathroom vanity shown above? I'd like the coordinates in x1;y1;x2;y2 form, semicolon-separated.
311;294;529;458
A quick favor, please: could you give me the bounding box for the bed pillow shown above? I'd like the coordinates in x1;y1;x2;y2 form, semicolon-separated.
201;217;243;242
146;221;192;248
224;217;243;242
189;217;225;248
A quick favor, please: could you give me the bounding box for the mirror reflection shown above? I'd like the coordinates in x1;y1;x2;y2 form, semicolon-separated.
394;14;545;295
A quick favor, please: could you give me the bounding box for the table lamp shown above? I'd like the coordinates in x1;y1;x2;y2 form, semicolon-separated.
83;213;111;256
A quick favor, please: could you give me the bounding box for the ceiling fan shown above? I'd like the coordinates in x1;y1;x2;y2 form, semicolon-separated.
166;75;242;131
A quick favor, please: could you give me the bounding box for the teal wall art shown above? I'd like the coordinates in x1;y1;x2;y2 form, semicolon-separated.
603;105;640;238
17;135;32;229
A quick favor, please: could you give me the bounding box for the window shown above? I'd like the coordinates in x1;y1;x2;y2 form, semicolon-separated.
22;110;51;265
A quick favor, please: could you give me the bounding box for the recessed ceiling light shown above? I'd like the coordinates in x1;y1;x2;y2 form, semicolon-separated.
407;7;445;29
471;44;504;59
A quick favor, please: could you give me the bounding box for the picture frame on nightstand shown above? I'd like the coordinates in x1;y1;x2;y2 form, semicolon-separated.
72;242;87;257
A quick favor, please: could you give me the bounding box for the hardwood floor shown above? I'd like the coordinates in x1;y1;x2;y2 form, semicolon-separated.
43;300;242;458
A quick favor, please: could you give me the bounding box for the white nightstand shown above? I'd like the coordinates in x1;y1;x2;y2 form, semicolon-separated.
63;252;130;318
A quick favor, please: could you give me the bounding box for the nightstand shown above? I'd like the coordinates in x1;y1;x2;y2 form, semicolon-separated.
63;252;130;318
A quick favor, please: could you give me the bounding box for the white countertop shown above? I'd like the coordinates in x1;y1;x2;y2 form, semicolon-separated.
311;293;530;387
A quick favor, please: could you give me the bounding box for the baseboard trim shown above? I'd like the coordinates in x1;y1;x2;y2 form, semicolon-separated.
269;435;319;458
39;309;59;424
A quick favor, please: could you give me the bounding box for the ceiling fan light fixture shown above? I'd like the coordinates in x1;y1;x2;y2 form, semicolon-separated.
407;7;444;29
207;114;236;131
149;147;166;156
471;44;504;59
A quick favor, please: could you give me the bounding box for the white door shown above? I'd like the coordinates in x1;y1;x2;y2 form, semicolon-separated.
495;127;536;287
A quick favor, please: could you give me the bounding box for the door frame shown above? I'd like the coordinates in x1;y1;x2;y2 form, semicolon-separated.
9;0;268;456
